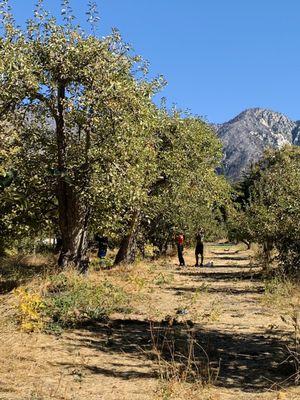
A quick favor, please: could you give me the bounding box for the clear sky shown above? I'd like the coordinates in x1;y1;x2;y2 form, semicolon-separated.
9;0;300;123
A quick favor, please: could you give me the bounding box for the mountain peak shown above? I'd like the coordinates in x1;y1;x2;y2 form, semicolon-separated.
215;108;300;180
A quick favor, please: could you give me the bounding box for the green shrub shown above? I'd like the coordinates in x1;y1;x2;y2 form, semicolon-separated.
46;274;131;328
15;272;131;332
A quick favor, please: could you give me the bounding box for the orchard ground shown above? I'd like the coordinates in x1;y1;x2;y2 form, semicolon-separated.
0;243;299;400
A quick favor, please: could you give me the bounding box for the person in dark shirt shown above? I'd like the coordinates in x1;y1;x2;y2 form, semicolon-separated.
176;233;185;266
95;234;109;260
195;229;204;267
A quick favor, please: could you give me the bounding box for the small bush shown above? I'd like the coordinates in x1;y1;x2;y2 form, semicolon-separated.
14;287;46;332
45;274;131;328
14;272;131;332
263;275;296;309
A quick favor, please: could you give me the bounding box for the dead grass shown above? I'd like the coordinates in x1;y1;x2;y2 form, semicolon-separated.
263;275;300;310
154;381;216;400
0;253;57;296
149;321;219;385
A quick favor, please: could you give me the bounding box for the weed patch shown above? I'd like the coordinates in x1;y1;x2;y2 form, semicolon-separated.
150;321;219;385
14;271;131;332
263;275;298;309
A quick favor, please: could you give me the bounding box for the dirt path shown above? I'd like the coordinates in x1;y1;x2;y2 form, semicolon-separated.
172;244;294;392
0;243;299;400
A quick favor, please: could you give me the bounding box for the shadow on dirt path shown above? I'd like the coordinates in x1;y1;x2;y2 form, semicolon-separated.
1;243;296;399
58;317;293;392
52;246;296;393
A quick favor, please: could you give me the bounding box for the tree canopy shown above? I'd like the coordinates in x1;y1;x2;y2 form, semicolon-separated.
0;0;231;268
230;145;300;276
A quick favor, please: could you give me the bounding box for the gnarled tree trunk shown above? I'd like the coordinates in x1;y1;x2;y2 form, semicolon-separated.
114;211;140;265
55;82;90;272
57;185;90;272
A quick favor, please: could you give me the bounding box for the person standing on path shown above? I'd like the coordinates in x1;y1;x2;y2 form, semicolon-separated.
176;232;185;266
195;229;204;267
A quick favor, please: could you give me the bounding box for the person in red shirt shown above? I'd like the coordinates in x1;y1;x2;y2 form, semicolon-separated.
177;233;185;266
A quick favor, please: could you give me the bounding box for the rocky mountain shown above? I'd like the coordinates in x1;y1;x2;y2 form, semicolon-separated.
213;108;300;181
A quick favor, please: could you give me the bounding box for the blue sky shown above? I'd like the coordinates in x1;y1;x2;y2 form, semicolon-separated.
10;0;300;123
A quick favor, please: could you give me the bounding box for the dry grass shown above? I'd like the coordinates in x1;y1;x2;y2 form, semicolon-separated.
1;245;300;399
0;253;57;296
260;268;300;387
154;381;218;400
149;321;219;385
263;275;300;310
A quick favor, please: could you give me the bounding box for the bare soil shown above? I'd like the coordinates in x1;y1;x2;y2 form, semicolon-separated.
0;243;299;400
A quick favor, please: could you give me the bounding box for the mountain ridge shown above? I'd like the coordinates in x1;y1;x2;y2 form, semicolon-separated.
213;107;300;180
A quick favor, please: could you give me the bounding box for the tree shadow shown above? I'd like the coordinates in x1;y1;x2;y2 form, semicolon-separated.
183;264;254;269
211;251;240;255
0;279;19;294
168;286;265;296
58;360;155;380
210;242;236;247
0;255;57;294
179;270;263;282
55;318;296;391
212;255;250;261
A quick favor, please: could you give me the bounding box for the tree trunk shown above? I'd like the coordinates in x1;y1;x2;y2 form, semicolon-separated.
263;240;273;270
0;242;5;258
57;185;90;272
242;240;251;250
114;211;140;265
55;82;90;272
